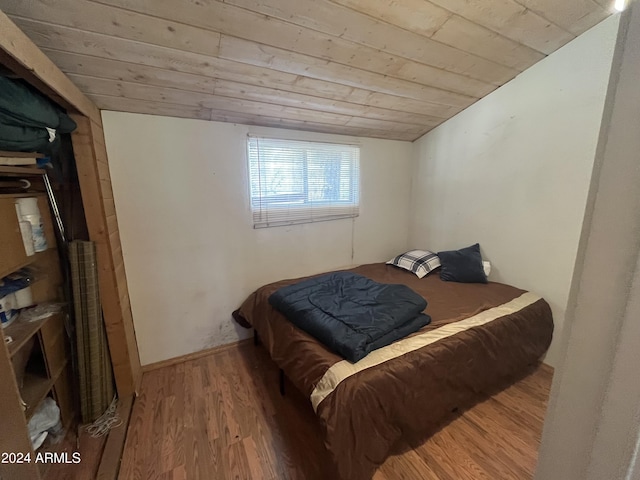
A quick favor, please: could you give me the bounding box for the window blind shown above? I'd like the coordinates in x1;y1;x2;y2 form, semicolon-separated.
248;136;360;228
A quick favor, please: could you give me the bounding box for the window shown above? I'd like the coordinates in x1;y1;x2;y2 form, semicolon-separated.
248;136;360;228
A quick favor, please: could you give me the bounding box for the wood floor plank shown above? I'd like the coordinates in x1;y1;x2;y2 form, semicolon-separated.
119;343;553;480
119;372;157;480
377;448;441;480
226;441;253;480
143;392;167;479
453;416;533;480
171;464;187;480
39;426;107;480
242;435;271;480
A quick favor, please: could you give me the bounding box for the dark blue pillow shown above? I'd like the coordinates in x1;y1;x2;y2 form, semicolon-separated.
437;243;487;283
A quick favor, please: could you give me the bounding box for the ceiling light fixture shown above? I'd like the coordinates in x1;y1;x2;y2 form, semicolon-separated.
614;0;627;11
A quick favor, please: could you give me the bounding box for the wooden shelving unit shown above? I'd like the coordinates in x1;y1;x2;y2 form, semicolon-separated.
6;315;51;357
22;372;55;420
22;361;68;420
0;185;73;479
1;17;140;480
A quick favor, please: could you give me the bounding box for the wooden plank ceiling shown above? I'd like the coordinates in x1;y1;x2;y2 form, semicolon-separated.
0;0;615;141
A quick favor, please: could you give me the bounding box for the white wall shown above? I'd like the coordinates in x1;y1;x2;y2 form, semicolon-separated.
537;6;640;478
102;113;413;365
408;15;621;367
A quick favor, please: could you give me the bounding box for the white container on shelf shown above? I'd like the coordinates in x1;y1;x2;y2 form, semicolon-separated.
0;292;18;328
15;197;48;252
15;204;35;256
14;286;34;309
18;218;35;256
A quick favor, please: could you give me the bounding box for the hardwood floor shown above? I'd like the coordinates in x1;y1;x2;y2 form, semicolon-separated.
119;343;553;480
42;425;106;480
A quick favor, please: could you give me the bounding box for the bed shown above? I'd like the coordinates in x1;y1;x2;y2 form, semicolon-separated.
234;263;553;480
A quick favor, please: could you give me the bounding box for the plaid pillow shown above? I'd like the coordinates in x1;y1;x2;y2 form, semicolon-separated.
387;250;441;279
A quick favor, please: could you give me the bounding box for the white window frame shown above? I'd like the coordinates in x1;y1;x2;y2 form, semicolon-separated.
247;135;360;229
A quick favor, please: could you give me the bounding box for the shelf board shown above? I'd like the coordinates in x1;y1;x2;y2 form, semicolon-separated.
0;247;52;280
6;312;60;358
22;361;68;421
0;165;45;176
0;150;44;158
0;192;47;199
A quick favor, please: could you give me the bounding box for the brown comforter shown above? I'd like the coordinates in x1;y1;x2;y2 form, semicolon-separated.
236;263;553;480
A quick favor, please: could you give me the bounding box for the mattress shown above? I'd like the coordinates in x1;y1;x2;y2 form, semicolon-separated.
235;263;554;480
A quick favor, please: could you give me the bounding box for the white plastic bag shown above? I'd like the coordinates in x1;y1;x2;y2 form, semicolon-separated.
27;397;63;449
20;303;64;322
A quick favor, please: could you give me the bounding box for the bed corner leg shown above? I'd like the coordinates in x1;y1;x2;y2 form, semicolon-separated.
279;369;285;396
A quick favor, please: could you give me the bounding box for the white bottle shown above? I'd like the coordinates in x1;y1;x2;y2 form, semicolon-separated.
15;198;48;253
14;286;34;309
17;218;35;256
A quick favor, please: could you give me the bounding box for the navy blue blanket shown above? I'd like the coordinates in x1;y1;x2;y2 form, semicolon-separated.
269;272;431;362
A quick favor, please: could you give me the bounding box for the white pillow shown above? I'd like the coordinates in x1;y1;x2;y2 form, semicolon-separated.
387;250;441;279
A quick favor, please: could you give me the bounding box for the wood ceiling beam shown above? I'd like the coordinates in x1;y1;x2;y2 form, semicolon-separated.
6;0;495;99
592;0;616;9
216;35;478;106
44;50;217;95
67;75;431;135
93;96;213;121
211;79;447;125
12;18;479;108
90;95;421;141
44;49;466;120
0;10;100;121
90;0;516;85
511;0;610;35
2;0;221;57
226;0;541;72
328;0;546;70
3;0;614;140
427;0;576;54
62;64;448;126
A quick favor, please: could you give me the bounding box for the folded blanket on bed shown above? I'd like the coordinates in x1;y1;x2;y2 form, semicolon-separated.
269;272;431;362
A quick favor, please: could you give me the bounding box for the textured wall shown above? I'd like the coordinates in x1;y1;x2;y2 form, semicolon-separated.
102;113;413;365
408;15;621;367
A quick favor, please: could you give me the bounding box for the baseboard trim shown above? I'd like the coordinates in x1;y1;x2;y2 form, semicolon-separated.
141;338;253;373
540;362;555;375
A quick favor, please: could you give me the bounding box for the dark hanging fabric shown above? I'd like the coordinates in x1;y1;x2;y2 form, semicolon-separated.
0;122;51;151
0;76;77;153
